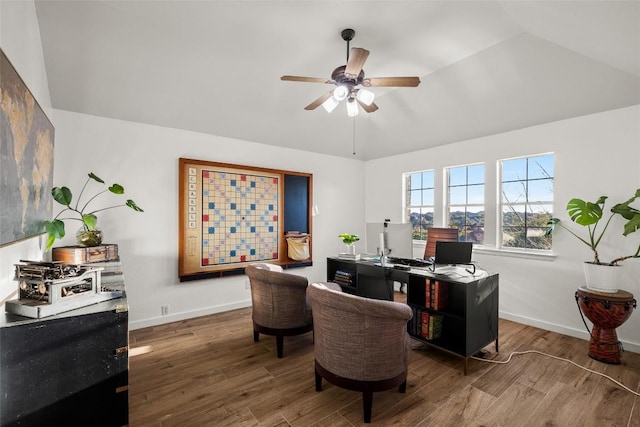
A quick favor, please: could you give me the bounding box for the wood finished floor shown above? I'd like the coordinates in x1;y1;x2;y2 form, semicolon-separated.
128;292;640;426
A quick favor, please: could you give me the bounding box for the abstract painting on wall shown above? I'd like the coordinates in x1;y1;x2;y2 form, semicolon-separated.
0;49;55;246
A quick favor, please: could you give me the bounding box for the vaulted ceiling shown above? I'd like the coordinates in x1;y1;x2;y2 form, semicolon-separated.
34;1;640;160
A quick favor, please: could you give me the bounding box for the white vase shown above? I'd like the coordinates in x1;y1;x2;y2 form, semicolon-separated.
345;244;356;255
583;262;623;293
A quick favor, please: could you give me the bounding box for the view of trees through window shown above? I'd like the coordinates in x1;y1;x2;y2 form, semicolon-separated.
447;164;485;244
501;154;554;250
405;153;554;251
406;170;434;240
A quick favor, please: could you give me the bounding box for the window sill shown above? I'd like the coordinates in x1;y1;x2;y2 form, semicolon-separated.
413;241;556;262
473;246;556;262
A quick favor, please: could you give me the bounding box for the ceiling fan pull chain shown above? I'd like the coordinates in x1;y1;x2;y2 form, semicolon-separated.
352;117;356;156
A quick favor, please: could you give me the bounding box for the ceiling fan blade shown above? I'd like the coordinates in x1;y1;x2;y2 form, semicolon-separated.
281;75;333;84
344;48;370;78
363;76;421;87
357;99;379;113
304;91;333;110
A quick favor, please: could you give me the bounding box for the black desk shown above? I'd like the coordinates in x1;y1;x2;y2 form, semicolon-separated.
327;257;500;374
327;257;407;300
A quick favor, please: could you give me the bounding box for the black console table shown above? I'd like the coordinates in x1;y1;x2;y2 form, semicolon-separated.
327;257;499;374
0;296;129;426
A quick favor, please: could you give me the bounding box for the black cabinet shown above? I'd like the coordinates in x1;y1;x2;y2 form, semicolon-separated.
327;257;397;301
406;271;499;373
0;297;129;427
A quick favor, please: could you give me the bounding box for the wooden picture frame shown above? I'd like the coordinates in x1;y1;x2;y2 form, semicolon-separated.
178;158;313;281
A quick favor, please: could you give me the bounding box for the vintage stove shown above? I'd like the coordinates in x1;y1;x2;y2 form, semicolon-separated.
5;260;123;318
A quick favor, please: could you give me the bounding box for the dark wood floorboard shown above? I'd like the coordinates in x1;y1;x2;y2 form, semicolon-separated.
128;292;640;426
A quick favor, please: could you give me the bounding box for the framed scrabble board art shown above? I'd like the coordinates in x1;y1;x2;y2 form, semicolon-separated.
178;158;313;281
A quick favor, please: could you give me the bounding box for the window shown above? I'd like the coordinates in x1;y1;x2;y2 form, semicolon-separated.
500;153;554;250
405;170;434;240
446;164;485;243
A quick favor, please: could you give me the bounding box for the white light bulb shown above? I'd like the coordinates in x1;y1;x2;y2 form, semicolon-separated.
356;88;375;106
333;86;348;101
346;99;359;117
322;96;339;113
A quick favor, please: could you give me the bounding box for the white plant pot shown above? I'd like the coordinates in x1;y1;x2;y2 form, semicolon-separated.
583;262;623;293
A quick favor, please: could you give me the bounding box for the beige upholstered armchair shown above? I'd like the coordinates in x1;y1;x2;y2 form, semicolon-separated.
307;282;413;423
245;263;312;358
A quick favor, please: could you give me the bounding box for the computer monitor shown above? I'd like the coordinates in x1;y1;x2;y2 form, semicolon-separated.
429;241;475;274
434;241;473;265
365;222;413;259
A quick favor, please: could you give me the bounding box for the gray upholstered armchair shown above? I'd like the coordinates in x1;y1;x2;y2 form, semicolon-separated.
245;263;312;358
307;282;413;423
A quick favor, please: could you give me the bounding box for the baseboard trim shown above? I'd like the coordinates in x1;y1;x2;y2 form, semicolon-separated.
500;310;639;354
130;299;252;330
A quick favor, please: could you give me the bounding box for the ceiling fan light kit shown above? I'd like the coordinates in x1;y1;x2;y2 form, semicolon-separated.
281;28;420;116
346;99;359;117
322;96;340;113
356;88;375;106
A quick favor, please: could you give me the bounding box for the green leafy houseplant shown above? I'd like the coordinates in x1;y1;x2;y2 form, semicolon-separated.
44;172;143;250
546;188;640;265
338;233;360;245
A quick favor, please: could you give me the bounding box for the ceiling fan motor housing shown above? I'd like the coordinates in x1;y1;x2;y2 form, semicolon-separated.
331;65;364;87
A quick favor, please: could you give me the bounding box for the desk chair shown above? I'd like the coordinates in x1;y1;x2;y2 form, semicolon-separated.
423;227;459;260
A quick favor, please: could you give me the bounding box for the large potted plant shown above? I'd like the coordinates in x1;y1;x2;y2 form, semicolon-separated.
546;188;640;292
43;172;143;250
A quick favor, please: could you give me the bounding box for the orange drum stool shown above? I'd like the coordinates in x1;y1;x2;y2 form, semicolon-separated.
575;287;636;364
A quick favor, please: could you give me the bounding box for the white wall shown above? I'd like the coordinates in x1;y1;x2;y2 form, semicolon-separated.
0;0;52;302
365;105;640;352
51;110;366;328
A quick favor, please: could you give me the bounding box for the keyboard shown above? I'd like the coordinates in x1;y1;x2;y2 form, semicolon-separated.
387;257;433;268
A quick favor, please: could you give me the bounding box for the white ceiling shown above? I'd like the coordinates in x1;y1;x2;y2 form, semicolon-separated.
34;0;640;160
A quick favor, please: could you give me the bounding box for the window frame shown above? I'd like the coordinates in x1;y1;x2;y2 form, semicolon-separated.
404;169;435;241
498;152;555;252
444;162;485;244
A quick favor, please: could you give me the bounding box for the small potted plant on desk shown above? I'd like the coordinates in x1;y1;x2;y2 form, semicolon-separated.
43;172;144;250
338;233;360;259
546;188;640;293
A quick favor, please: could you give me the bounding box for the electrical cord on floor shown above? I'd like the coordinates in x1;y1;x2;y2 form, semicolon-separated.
470;350;640;397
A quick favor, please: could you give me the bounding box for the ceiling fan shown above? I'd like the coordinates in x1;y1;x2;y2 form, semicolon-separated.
281;28;421;117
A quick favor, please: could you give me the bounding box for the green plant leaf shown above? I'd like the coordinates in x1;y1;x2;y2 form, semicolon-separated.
82;214;98;229
126;199;144;212
109;184;124;194
46;234;56;251
44;219;66;239
566;198;603;226
51;186;72;206
338;233;359;245
622;215;640;236
89;172;105;184
611;189;640;236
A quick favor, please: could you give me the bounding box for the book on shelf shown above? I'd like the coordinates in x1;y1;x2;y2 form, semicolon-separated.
421;311;429;339
419;310;443;340
424;279;448;310
338;253;360;260
333;270;354;286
